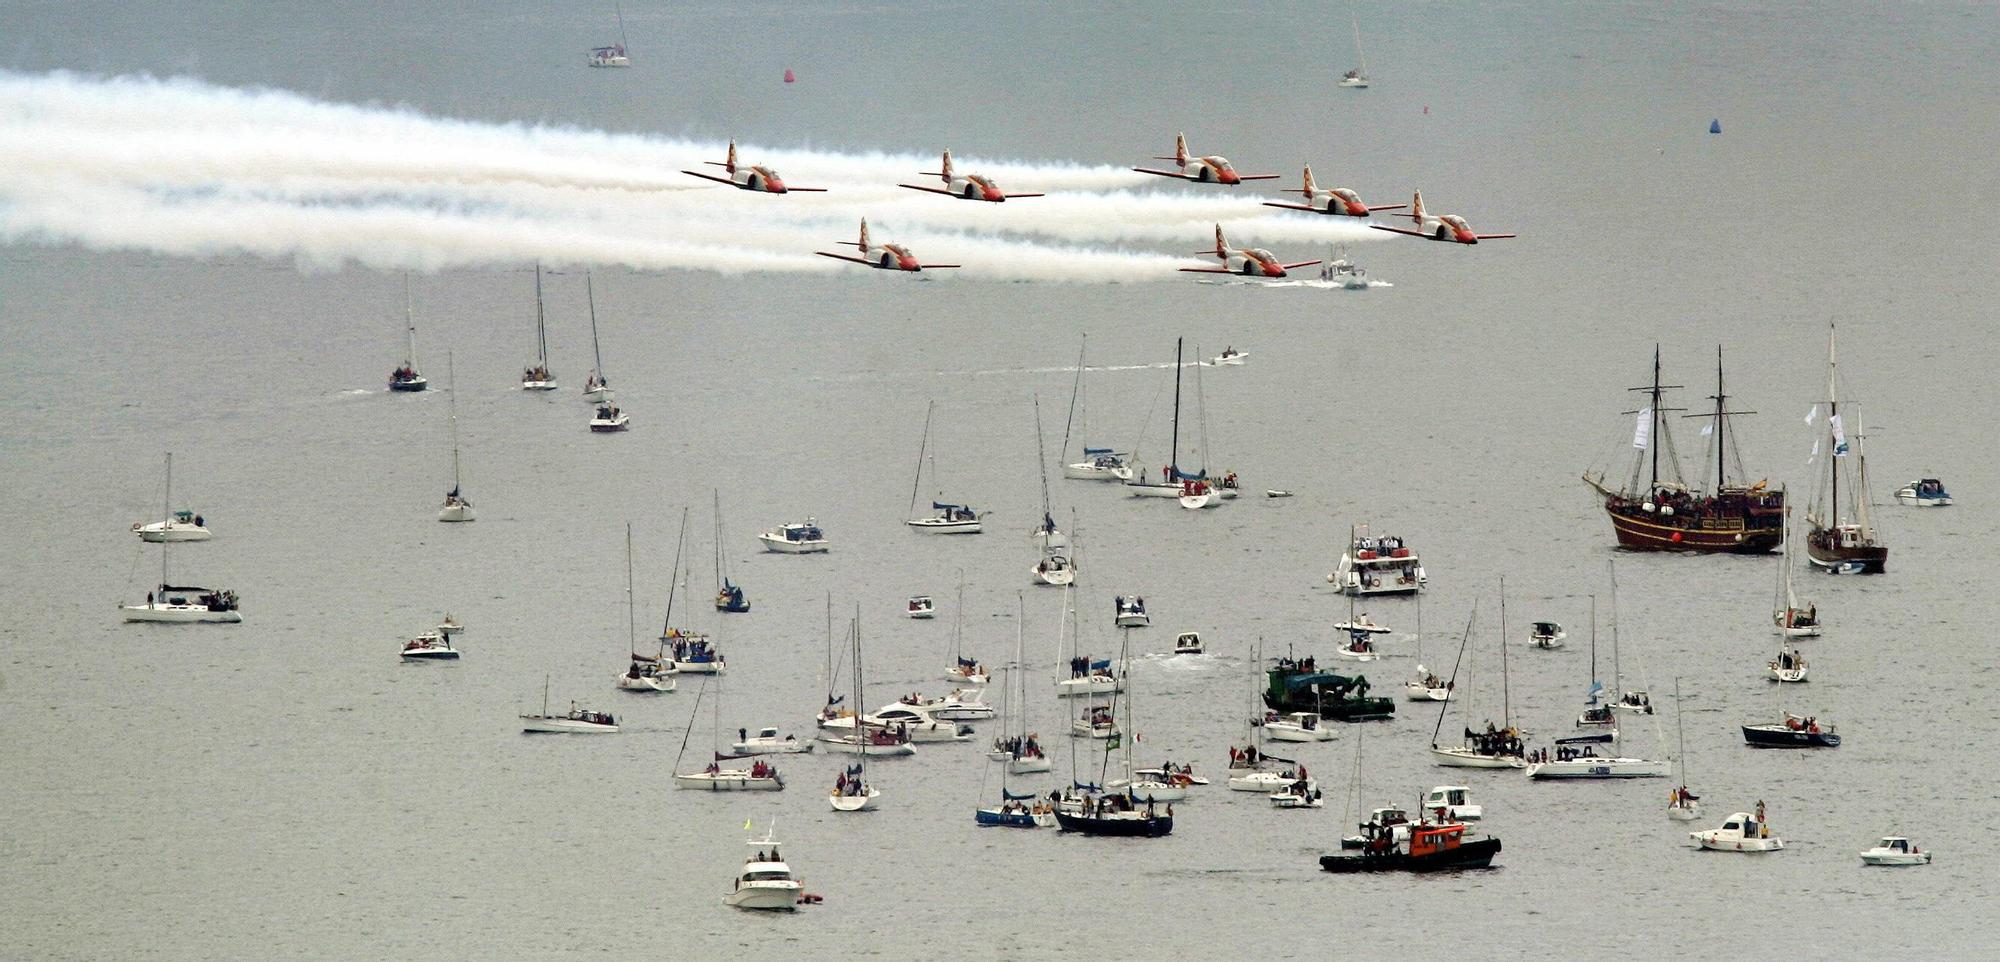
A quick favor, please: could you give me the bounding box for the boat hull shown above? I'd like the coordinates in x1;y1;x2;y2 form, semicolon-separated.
1525;758;1668;779
1055;676;1123;697
724;885;799;910
1805;540;1887;574
1264;727;1335;743
122;604;241;624
829;788;879;811
438;504;475;523
1319;838;1501;873
1006;756;1053;775
1125;482;1183;498
1065;462;1131;481
975;808;1046;828
401;649;460;660
733;738;813;755
815;737;917;756
521;717;618;733
1742;725;1840;748
758;536;828;554
1430;747;1526;769
907;519;982;534
616;674;674;691
134;523;212;542
673;772;784;790
1053;810;1173;837
389;377;428;392
1404;683;1450;702
1860;851;1931;866
1601;501;1782;554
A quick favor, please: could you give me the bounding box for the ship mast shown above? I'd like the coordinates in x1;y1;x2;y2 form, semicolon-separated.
1683;346;1754;495
1827;323;1841;526
1624;346;1683;495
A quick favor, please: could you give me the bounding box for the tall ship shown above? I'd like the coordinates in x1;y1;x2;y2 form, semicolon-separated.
1583;347;1783;553
1804;325;1887;574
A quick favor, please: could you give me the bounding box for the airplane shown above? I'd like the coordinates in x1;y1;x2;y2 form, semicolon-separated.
1132;132;1281;185
1179;225;1320;278
899;149;1043;202
1369;191;1516;244
1262;166;1406;218
816;219;961;272
680;140;827;194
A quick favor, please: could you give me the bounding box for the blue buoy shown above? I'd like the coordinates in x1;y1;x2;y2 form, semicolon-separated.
1709;119;1722;134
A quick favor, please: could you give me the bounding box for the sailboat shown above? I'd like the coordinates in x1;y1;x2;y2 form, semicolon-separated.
438;352;475;522
1338;11;1370;88
713;490;749;613
122;453;241;623
1184;344;1236;504
977;595;1056;826
1404;592;1451;701
1667;678;1702;821
520;262;557;390
816;608;919;756
1055;586;1123;698
1526;572;1670;779
1428;599;1525;768
943;575;989;684
1774;507;1821;636
581;271;613;402
906;401;983;533
1575;595;1617;734
830;611;882;811
993;596;1052;775
588;3;632;66
522;675;618;733
388;273;428;392
1031;398;1077;585
660;507;726;674
615;523;675;692
1060;334;1132;481
1054;629;1175;837
673;676;784;789
1805;324;1888;573
1125;338;1211;502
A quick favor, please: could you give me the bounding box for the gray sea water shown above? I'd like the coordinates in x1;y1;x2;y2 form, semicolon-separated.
5;1;1999;958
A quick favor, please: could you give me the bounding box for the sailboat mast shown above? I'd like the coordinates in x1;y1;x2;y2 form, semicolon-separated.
1059;334;1086;462
625;522;637;657
615;2;628;48
447;352;462;490
1351;11;1368;73
586;270;606;384
1499;577;1511;726
1588;594;1598;695
402;272;417;369
908;402;934;519
1827;324;1840;525
1649;346;1663;491
852;608;866;769
1033;394;1054;536
660;506;689;637
1609;560;1622;693
159;452;172;590
1712;347;1726;491
1168;337;1184;476
1674;676;1688;788
532;262;548;366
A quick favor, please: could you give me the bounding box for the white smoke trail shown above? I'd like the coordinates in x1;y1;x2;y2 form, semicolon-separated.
0;71;1380;281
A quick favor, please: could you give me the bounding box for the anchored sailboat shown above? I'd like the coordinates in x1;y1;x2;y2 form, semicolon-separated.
439;352;475;522
713;490;749;613
521;263;557;390
1805;324;1887;573
588;3;632;66
1060;334;1132;481
388;272;428;392
582;271;613;402
906;401;984;533
122;453;241;623
1773;508;1821;636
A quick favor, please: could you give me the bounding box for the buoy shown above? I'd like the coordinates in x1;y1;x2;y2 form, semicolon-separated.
783;68;796;84
1670;531;1683;543
1709;119;1721;134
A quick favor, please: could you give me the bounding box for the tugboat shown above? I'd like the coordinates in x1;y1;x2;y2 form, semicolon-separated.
1893;478;1952;507
1583;347;1784;553
1742;712;1839;748
1806;325;1887;573
1263;655;1395;722
1320;819;1500;872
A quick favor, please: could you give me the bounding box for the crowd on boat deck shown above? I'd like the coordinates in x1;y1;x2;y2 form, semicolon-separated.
593;404;620;419
1067;656;1114;678
1114;595;1146;614
390;365;420;382
1785;605;1819;628
1671;786;1701;806
1285;779;1323;802
833;766;870;796
747;846;780;864
1466;724;1525;758
1261;710;1318;730
1062;789;1170;819
625;658;667;680
1354;534;1408;554
1274;655;1318;673
147;587;238;611
1528;745;1599;764
1418;671;1450;691
1783;715;1824;733
669;636;718;662
1774;648;1804;670
564;703;614;725
707;759;778;778
1618;691;1653;712
993;734;1043;758
522;364;551;381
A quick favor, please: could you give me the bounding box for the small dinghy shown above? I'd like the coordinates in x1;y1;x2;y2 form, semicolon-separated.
907;595;936;619
1691;809;1783;853
1860;836;1931;866
1334;635;1381;661
732;726;814;755
1767;645;1808;683
1530;621;1566;650
1173;631;1205;655
1743;712;1839;748
1265;489;1294;498
400;632;459;660
1893;478;1952;507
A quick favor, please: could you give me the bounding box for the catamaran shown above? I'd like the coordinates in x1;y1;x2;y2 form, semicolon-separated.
122;453;241;624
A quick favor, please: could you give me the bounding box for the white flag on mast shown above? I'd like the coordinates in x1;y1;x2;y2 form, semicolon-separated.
1829;413;1849;456
1804;406;1817;425
1632;407;1652;450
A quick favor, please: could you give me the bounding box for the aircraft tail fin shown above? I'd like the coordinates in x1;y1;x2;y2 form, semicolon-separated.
1301;165;1317;196
724;139;738;172
1411;190;1426;220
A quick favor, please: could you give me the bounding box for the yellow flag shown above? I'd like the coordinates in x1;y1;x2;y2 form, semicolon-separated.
743;818;754;830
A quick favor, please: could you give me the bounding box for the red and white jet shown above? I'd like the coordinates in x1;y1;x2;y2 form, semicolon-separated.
1132;133;1280;185
1369;191;1516;244
1262;166;1406;218
1179;225;1320;277
680;140;827;194
899;149;1043;202
816;219;961;272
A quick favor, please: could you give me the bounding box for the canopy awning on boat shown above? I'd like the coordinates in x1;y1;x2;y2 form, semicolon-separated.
932;502;965;511
1082;447;1116;455
1089;659;1111;671
159;584;218;593
1171;468;1208;481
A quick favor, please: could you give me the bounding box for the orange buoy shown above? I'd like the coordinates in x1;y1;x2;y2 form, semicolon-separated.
783;68;796;83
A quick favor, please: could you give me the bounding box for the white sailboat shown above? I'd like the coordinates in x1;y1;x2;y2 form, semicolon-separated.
1428;596;1526;769
1184;344;1237;505
943;575;989;685
1667;678;1702;821
520;263;557;390
1338;12;1370;88
1125;338;1212;501
674;677;784;789
522;677;619;733
830;611;882;811
388;272;428;392
438;352;476;522
1031;397;1077;585
587;3;632;67
1056;586;1124;697
1059;334;1133;481
581;270;613;402
713;490;749;613
613;523;675;692
1404;593;1451;701
122;453;241;624
1767;645;1809;683
977;595;1057;825
992;595;1053;775
905;401;983;533
1773;507;1821;637
1528;576;1670;780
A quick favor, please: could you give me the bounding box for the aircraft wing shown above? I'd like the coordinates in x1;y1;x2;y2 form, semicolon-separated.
1131;167;1188;179
816;252;877;266
1001;192;1046;199
1178;267;1236;274
1365;203;1409;211
681;170;739;187
786;187;830;192
1236;174;1282;181
1279;260;1323;270
1369;225;1433;239
898;184;956;196
1261;202;1319;213
1474;233;1518;240
919;264;963;269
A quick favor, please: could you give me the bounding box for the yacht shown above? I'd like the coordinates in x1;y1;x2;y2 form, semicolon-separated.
674;757;785;790
588;403;629;432
133;510;211;542
759;518;828;554
521;693;619;733
1691;811;1784;853
1530;621;1566;650
616;655;676;692
1421;786;1481;821
892;688;994;721
1261;711;1335;742
124;454;241;624
1071;704;1117;739
399;632;459;660
724;838;802;912
1329;526;1426;596
438;352;475;522
907;502;982;534
732;726;814;755
1742;713;1839;748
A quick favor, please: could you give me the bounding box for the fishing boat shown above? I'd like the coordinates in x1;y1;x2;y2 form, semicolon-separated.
1337;12;1370;88
1893;478;1951;507
1583;347;1784;553
1262;711;1336;742
1421;786;1481;821
1114;595;1149;628
123;454;241;624
399;632;458;660
1428;597;1523;768
1742;713;1840;748
1212;347;1247;366
1767;645;1808;683
1691;809;1783;853
674;678;786;789
1860;837;1931;866
388;273;428;391
520;263;557;390
1320;822;1504;873
1124;339;1215;501
437;353;475;523
759;518;828;553
1667;678;1701;821
522;678;618;733
1773;509;1821;637
1330;525;1426;595
1805;325;1887;573
580;271;614;402
1530;621;1565;650
724;828;803;912
905;402;983;533
732;726;814;755
1173;631;1205;655
1058;335;1134;481
711;492;749;613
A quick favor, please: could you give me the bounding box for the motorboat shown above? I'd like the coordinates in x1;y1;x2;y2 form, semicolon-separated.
1860;837;1931;866
1743;713;1839;748
1893;478;1952;507
1329;526;1426;596
1266;489;1294;498
907;595;936;619
944;657;989;686
1530;621;1566;650
1269;778;1325;808
1767;646;1808;683
662;630;725;674
907;502;983;534
1071;705;1118;739
1261;711;1335;742
675;757;786;790
1211;347;1248;366
759;518;829;554
588;403;629;432
1613;690;1654;714
829;763;879;812
821;705;968;743
724;836;802;911
1173;631;1205;655
1421;786;1481;821
1340;808;1413;850
1319;256;1370;289
1691;811;1783;853
732;726;814;755
1031;552;1077;586
1321;822;1504;873
893;688;994;721
814;728;918;757
122;585;242;624
133;510;211;542
400;632;459;660
1114;595;1150;628
522;700;619;734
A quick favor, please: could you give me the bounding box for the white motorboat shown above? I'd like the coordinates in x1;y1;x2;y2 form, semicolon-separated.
1613;690;1654;714
1173;631;1205;655
1319;253;1370;289
1334;615;1391;635
520;262;558;390
1266;489;1294;498
894;688;994;721
1860;836;1931;866
133;510;211;542
1329;525;1426;595
1530;621;1566;650
1114;595;1150;628
675;759;786;789
1269;779;1324;809
1774;508;1822;636
1893;478;1951;507
1339;809;1415;851
733;726;814;755
759;518;828;554
1767;646;1808;683
1031;552;1076;585
1211;347;1248;366
1421;786;1481;821
438;352;476;522
400;632;459;660
906;595;936;619
1066;449;1133;481
588;403;630;432
1262;711;1336;742
1691;811;1783;853
724;833;802;912
1071;704;1118;739
125;455;242;624
822;704;968;742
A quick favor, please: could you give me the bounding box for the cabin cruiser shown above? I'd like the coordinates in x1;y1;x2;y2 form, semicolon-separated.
891;688;994;721
1065;448;1133;481
1530;622;1566;650
732;726;814;755
907;502;983;534
1691;809;1783;853
819;704;966;743
676;757;785;790
588;403;629;432
1270;778;1324;808
759;518;829;554
400;632;459;660
122;585;242;624
1173;631;1205;655
133;510;211;542
663;631;725;673
1768;646;1808;683
1743;713;1840;748
725;846;803;912
1330;530;1426;596
1114;595;1150;628
1860;837;1931;866
944;657;989;685
1212;347;1248;366
1260;711;1335;742
1421;786;1481;821
813;724;919;756
1893;478;1952;507
522;702;619;733
1056;657;1123;697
